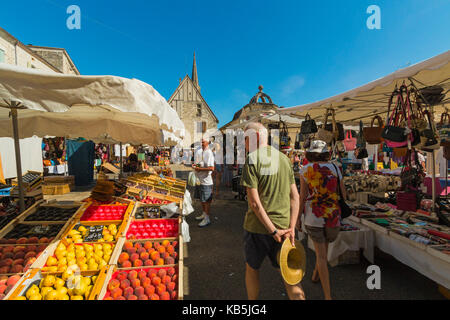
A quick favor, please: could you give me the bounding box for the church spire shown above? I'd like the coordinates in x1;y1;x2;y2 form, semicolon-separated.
192;52;200;91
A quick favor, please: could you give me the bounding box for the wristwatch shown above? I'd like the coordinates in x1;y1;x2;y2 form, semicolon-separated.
271;229;278;236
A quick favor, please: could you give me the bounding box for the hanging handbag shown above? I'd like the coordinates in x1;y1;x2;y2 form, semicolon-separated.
343;130;357;151
317;109;335;144
438;112;450;145
300;113;318;134
400;149;425;192
381;89;407;146
355;147;368;159
324;109;345;141
331;163;352;219
416;85;445;106
363;116;384;144
294;132;303;150
417;110;440;151
279;121;291;149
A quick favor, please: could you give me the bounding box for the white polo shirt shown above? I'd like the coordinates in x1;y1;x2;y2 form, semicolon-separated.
194;147;215;186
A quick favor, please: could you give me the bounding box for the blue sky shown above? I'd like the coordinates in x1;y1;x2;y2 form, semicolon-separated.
1;0;449;127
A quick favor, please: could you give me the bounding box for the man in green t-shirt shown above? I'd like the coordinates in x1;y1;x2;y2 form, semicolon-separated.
240;122;305;300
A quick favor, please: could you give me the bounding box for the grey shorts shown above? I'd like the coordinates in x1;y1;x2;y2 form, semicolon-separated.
200;184;213;202
305;226;340;243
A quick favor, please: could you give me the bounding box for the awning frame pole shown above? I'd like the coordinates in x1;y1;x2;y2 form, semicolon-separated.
11;105;25;212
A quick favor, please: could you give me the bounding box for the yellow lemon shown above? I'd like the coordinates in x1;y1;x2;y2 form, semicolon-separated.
25;285;40;299
29;293;42;300
56;287;68;299
98;260;107;269
14;296;27;300
54;277;65;289
48;266;58;272
42;275;56;287
97;238;105;243
57;264;67;272
62;269;74;281
40;287;53;297
59;257;68;266
76;257;87;265
73;281;87;296
68;259;77;266
44;289;58;300
88;262;98;271
75;250;86;258
80;263;88;271
46;256;58;267
61;294;70;300
71;295;83;300
66;252;75;260
84;244;94;252
57;242;67;251
67;288;74;296
94;244;102;251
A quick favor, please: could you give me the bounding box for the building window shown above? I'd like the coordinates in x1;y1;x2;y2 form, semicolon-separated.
197;104;202;117
196;121;206;133
0;49;4;63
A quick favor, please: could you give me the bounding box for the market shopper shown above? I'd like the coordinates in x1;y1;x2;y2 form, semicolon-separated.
298;140;346;300
241;122;305;300
193;139;215;227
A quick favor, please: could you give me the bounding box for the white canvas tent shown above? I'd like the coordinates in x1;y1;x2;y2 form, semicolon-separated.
0;63;185;211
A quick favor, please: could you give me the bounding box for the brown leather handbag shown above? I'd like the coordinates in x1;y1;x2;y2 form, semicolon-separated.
363;115;384;144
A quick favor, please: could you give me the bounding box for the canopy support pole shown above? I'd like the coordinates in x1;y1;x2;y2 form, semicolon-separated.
432;150;437;211
11;107;25;212
119;142;123;179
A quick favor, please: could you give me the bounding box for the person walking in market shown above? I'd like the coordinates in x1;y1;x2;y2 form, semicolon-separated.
193;138;215;227
297;140;347;300
241;122;305;300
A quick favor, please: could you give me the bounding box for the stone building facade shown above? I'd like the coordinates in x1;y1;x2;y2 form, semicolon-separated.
168;54;218;147
0;27;79;75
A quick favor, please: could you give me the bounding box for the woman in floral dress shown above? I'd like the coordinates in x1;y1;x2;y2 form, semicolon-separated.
298;140;347;300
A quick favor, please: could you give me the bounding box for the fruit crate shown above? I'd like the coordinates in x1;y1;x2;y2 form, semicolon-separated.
94;264;183;300
78;202;134;222
61;220;128;243
125;218;180;240
35;240;117;272
0;200;44;235
6;266;108;300
11;171;43;192
0;274;24;300
133;203;162;219
0;221;72;245
109;236;182;268
16;201;87;223
0;243;49;277
42;183;72;195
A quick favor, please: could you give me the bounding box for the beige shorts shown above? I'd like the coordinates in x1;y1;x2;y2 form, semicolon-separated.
305;226;340;243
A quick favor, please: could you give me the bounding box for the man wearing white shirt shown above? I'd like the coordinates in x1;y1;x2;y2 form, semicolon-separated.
193;139;215;227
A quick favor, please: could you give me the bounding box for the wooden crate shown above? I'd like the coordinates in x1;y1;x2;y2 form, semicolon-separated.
11;171;43;192
60;219;128;243
43;175;75;187
42;183;72;195
6;266;109;300
0;200;44;235
16;201;86;224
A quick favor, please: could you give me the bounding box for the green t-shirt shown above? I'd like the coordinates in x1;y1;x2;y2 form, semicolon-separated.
240;146;295;234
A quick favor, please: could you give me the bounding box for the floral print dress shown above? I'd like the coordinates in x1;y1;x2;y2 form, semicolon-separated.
301;163;341;228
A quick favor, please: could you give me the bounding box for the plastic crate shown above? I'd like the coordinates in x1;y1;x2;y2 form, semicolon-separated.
80;205;128;221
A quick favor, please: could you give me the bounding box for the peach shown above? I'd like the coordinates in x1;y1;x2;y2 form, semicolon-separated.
120;279;130;290
118;252;129;264
140;252;149;261
137;247;146;255
165;257;175;265
110;287;123;299
161;291;170;300
150;251;160;261
3;252;14;260
0;259;13;267
17;238;28;244
151;276;161;286
13;246;26;254
123;286;134;297
172;275;178;283
144;259;153;266
144;285;155;296
141;277;151;287
134;286;144;296
114;295;126;300
144;241;152;250
150;293;159;300
127;294;138;300
0;267;9;274
27;237;39;244
7;274;20;287
37;245;47;253
156;258;164;266
13;259;24;266
24;251;36;260
2;246;13;254
126;247;137;255
138;270;147;280
0;239;7;245
157;284;166;295
134;242;142;250
163;276;172;285
130;279;140;289
38;237;49;244
10;265;23;273
153;242;161;249
172;252;178;259
162;240;170;247
6;239;16;245
130;253;139;262
133;259;143;267
138;294;148;300
104;296;113;300
167;281;176;292
26;245;37;252
167;245;175;255
157;246;166;254
108;279;120;291
161;252;169;259
128;270;138;280
167;267;175;277
0;285;6;295
172;241;178;248
124;241;133;250
117;272;128;281
148;248;156;254
157;269;167;278
171;290;177;300
121;261;132;268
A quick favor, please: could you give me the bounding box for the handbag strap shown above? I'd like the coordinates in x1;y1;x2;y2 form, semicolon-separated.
304;113;311;121
331;163;344;199
370;115;384;128
440;112;450;126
